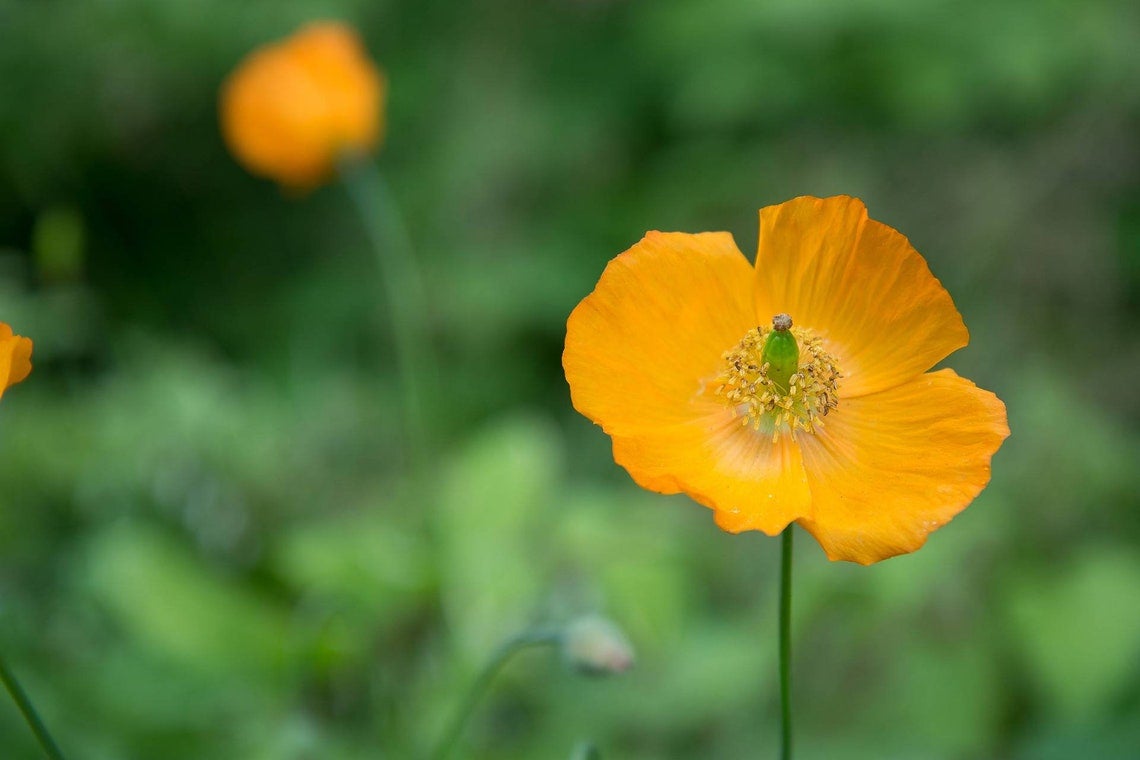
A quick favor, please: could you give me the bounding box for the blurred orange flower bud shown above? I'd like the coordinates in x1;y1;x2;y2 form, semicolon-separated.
220;22;387;188
0;323;32;400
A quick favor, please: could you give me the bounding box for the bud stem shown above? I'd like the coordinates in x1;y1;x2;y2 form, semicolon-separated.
338;155;435;468
0;653;67;760
429;628;561;759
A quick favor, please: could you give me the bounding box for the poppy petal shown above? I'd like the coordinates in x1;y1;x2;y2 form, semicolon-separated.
796;369;1009;564
564;231;811;533
753;196;968;398
0;324;32;398
564;231;757;435
612;415;811;535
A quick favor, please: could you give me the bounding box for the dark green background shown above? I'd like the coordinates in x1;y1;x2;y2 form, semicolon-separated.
2;1;1139;758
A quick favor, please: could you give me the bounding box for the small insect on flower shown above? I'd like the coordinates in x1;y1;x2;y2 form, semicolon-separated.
0;323;32;401
563;196;1009;565
220;21;387;189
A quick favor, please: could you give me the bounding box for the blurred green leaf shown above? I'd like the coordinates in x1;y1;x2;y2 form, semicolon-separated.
437;413;564;659
1005;547;1140;722
31;206;85;282
81;522;293;675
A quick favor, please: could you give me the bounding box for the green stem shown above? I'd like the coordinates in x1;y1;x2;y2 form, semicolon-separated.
779;526;793;760
0;654;66;760
337;155;433;466
429;629;561;760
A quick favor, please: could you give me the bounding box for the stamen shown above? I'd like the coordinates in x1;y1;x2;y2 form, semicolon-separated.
712;317;841;440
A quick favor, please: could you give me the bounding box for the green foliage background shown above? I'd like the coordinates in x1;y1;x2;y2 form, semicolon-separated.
2;0;1140;758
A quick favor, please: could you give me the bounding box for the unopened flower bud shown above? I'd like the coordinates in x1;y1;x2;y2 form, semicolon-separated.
561;615;634;676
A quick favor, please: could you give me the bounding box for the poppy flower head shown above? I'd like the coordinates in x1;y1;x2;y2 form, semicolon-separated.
220;21;386;189
564;196;1010;564
0;323;32;400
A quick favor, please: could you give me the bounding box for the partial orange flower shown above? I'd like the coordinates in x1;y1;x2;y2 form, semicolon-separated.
220;21;386;188
564;196;1009;564
0;323;32;401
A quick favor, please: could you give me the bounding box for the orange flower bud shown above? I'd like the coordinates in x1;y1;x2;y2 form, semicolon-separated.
0;323;32;400
220;22;387;188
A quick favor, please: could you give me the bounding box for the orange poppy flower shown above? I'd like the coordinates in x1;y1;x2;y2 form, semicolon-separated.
564;196;1009;564
220;21;386;188
0;323;32;401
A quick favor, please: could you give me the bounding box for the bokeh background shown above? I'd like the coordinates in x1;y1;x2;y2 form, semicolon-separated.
3;1;1140;758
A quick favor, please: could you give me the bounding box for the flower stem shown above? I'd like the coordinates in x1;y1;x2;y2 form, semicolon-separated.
779;525;794;760
429;628;561;760
337;155;433;467
0;653;66;760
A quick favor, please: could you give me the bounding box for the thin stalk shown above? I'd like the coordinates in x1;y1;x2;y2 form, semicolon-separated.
429;629;561;760
778;526;793;760
0;654;66;760
337;156;433;466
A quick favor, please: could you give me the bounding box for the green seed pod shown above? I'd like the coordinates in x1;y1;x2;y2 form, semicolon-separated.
762;314;798;394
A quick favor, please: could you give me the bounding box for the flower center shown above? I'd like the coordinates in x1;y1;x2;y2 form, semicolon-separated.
712;314;841;440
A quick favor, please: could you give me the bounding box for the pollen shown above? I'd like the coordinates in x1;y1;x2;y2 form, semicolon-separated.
712;318;841;441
